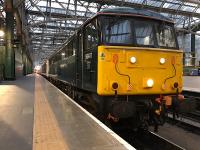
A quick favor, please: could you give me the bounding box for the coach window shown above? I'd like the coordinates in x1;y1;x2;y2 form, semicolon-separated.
60;47;65;60
85;20;98;51
68;41;73;56
73;38;77;55
55;52;60;61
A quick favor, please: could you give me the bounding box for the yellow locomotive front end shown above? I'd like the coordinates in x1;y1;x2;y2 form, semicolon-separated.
94;8;184;131
97;12;183;97
97;46;183;96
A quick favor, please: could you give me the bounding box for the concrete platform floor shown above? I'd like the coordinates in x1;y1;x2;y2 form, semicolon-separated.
183;76;200;92
0;75;34;150
0;74;133;150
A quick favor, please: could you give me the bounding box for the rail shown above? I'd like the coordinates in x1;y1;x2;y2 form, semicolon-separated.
165;90;200;134
115;127;185;150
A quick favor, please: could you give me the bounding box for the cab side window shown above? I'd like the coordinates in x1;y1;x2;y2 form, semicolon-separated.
85;20;98;51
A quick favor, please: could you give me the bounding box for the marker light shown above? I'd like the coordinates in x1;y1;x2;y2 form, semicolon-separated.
174;82;178;88
0;30;5;37
130;56;136;64
147;79;154;87
160;58;165;64
112;82;118;90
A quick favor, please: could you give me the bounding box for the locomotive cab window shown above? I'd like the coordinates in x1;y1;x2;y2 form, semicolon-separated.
102;17;133;45
134;21;155;46
156;24;177;48
100;16;178;49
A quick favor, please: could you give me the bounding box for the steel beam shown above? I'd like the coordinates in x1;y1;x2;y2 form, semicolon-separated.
82;0;200;18
27;9;90;19
191;33;196;65
28;18;84;27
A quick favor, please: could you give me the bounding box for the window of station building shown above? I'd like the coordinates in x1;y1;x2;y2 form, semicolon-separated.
134;21;155;46
85;21;98;51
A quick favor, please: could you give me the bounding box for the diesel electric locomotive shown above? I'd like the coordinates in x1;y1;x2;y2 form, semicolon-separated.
42;7;183;130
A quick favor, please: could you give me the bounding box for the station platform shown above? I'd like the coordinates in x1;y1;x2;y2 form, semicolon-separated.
0;74;134;150
183;76;200;92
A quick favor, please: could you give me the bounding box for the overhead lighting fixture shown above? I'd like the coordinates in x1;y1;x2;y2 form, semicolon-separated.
0;30;5;37
34;65;41;71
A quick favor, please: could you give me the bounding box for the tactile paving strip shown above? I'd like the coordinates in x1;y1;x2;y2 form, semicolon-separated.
33;75;69;150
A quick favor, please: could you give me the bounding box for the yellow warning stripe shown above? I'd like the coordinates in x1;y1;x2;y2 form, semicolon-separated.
33;75;69;150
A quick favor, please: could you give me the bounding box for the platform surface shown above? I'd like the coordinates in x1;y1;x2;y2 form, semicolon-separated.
0;74;133;150
0;75;34;150
183;76;200;92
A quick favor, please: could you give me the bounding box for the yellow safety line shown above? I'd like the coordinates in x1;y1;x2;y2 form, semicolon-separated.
33;75;69;150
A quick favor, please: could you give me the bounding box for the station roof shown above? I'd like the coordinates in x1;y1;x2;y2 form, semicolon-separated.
1;0;200;65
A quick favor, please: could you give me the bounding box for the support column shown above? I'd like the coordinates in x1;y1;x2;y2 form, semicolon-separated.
46;60;49;76
22;46;26;75
191;33;196;66
15;11;23;78
5;0;15;80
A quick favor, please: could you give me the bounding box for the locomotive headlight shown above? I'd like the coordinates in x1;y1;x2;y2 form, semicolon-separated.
130;56;136;64
160;58;165;64
147;79;154;87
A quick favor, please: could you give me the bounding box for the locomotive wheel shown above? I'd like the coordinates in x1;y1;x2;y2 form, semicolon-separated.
79;95;97;116
103;119;113;129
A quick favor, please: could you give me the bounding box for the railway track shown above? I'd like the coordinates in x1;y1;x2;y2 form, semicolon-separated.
182;90;200;115
114;127;185;150
166;113;200;134
165;90;200;134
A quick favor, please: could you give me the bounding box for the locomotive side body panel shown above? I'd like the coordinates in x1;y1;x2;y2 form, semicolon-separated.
97;46;183;95
48;55;76;84
59;56;76;82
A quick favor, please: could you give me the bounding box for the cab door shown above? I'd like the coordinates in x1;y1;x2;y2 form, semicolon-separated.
83;20;98;92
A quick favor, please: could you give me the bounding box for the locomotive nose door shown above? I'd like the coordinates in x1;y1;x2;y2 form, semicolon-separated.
82;20;98;92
